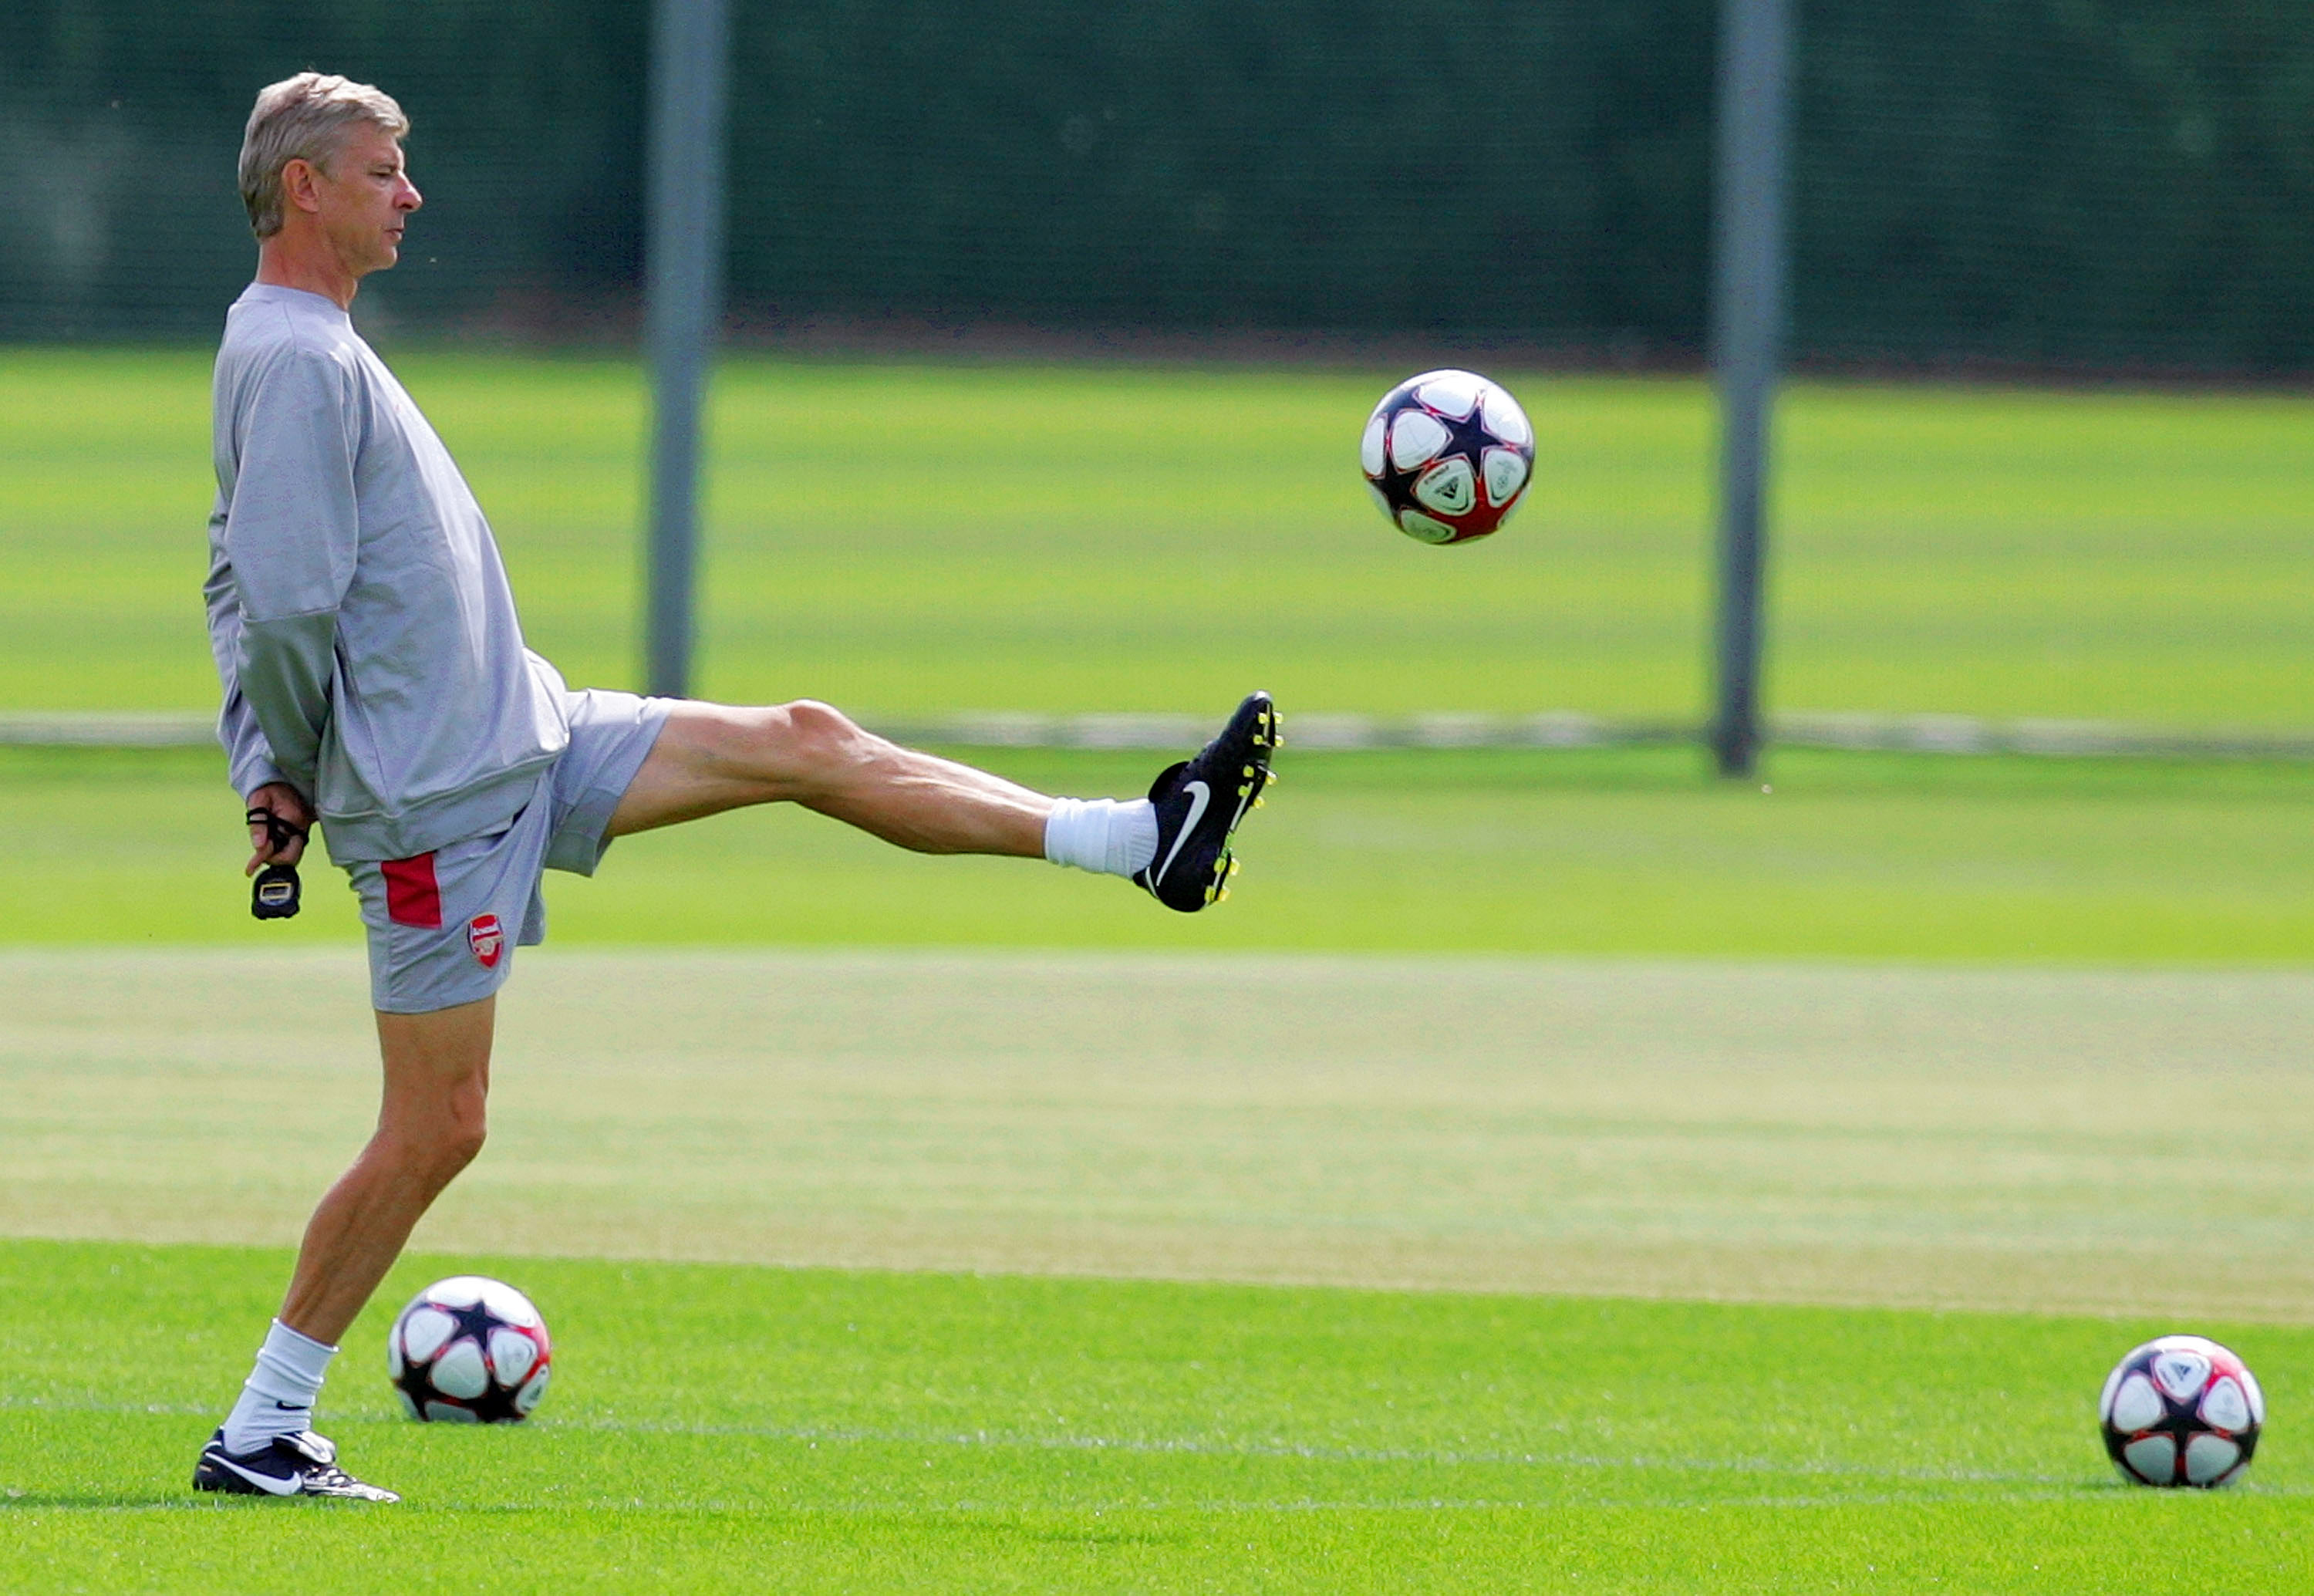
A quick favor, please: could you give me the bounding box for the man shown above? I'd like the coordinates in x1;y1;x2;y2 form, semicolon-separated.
192;73;1277;1503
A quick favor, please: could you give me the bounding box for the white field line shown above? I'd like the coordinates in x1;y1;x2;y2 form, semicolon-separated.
0;1392;2082;1490
5;708;2313;758
25;1390;2313;1510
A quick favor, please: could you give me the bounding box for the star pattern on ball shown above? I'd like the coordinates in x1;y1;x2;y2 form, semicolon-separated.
1434;401;1503;484
440;1297;508;1363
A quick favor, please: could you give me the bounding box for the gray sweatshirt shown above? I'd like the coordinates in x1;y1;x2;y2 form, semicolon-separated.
204;283;569;864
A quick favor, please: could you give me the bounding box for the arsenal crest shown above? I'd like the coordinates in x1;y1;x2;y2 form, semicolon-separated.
467;913;504;969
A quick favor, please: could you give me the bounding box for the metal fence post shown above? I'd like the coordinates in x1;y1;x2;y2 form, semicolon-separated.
1709;0;1793;777
643;0;731;700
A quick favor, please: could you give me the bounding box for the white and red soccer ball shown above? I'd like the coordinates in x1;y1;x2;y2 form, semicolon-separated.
1360;369;1534;545
2099;1334;2263;1487
388;1276;552;1423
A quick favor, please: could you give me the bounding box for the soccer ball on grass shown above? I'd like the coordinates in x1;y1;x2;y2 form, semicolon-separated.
388;1275;552;1423
2098;1334;2262;1487
1359;369;1534;545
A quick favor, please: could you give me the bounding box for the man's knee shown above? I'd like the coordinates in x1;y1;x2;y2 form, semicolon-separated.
437;1099;488;1176
397;1104;486;1189
747;700;876;786
373;995;496;1189
375;1071;488;1184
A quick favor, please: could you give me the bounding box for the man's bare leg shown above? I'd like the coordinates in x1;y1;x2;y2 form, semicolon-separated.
609;699;1054;850
207;997;494;1483
279;997;498;1344
612;692;1279;909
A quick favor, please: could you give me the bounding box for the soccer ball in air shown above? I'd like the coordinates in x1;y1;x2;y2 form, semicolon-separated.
2098;1334;2262;1487
1359;369;1534;545
388;1276;552;1423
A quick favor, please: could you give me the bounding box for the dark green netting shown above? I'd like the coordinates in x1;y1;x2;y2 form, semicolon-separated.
5;0;2311;371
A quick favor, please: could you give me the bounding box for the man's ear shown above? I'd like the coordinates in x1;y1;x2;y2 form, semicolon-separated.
280;157;326;216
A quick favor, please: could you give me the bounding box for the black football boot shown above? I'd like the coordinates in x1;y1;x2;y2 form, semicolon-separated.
193;1427;399;1502
1135;691;1280;912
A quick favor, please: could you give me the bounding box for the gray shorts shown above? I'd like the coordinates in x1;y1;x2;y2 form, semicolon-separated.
347;689;673;1014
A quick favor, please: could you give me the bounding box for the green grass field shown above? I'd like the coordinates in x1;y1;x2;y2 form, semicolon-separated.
5;744;2312;962
6;953;2313;1591
5;1240;2309;1594
2;349;2310;1589
9;950;2314;1314
2;348;2310;726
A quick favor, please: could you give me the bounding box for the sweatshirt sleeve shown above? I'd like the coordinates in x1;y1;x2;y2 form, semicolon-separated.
201;501;286;799
220;347;363;797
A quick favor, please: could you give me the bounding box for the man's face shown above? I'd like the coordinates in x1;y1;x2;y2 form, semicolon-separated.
300;123;422;278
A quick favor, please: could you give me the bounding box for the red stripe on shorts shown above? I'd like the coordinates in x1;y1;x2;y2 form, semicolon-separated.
382;852;443;929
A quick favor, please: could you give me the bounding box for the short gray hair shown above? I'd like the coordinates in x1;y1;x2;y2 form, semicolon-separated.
238;73;410;238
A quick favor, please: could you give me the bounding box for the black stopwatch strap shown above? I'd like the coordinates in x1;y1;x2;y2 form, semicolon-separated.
246;805;310;853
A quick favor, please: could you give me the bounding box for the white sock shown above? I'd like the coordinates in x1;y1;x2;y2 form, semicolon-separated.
221;1319;336;1454
1044;797;1159;877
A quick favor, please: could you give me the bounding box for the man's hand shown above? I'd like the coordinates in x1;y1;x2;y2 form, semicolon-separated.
245;781;315;877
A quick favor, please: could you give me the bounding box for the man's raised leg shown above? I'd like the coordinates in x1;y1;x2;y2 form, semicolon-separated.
607;699;1055;852
605;693;1277;909
195;997;496;1502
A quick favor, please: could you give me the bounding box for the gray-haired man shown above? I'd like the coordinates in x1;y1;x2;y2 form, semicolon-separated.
194;72;1276;1501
